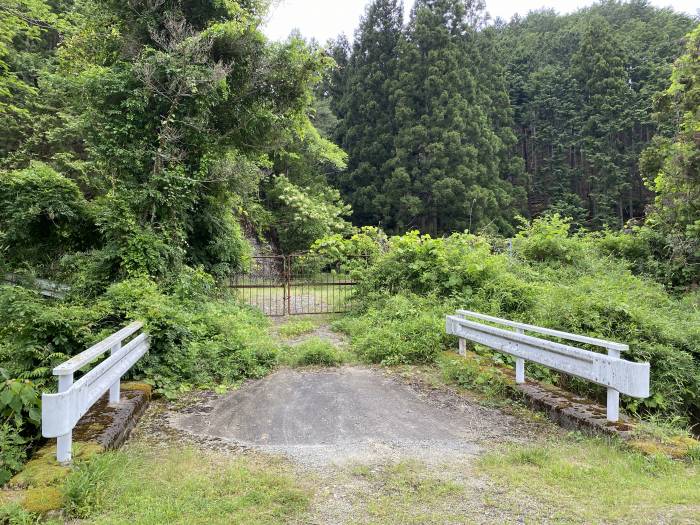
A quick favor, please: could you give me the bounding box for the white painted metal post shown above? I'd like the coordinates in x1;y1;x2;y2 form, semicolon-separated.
56;373;73;463
109;341;121;405
458;338;466;357
515;328;526;384
607;348;621;422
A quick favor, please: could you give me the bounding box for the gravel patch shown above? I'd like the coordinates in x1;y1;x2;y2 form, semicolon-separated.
171;366;543;468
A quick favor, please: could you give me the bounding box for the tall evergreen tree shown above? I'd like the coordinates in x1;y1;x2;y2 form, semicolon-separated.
384;0;521;234
332;0;404;226
572;16;634;227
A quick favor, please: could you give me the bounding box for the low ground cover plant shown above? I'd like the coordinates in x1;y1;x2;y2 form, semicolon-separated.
278;319;317;339
479;436;700;522
61;446;310;524
280;338;347;368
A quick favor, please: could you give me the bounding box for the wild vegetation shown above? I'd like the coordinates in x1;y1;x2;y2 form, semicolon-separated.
0;0;698;513
0;0;345;485
328;217;700;424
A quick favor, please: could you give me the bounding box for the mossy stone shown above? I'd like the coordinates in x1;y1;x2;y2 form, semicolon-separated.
629;436;700;459
122;381;153;398
9;456;69;489
22;486;63;513
9;442;103;489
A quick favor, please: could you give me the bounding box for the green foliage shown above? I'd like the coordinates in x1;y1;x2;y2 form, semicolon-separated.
438;353;509;399
337;295;451;365
335;223;700;422
0;0;342;285
330;0;404;226
0;279;280;467
269;175;352;253
498;3;695;228
102;278;280;397
311;226;387;262
0;163;94;268
332;0;524;235
479;437;700;522
640;24;700;289
278;319;316;339
513;215;582;263
0;423;28;485
293;338;344;367
0;502;45;525
61;446;310;524
63;453;122;518
0;364;40;484
356;231;508;301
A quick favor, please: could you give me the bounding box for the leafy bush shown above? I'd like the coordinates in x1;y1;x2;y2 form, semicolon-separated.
596;225;698;291
0;163;95;269
311;226;388;264
294;338;344;367
357;231;506;299
102;278;279;397
269;175;352;253
513;215;582;263
0;274;281;469
336;295;452;365
0;423;28;485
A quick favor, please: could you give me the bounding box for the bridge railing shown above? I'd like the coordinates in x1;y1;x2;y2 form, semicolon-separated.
446;310;650;422
42;322;149;463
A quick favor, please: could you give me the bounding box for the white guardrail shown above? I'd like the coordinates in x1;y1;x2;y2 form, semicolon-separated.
42;322;149;463
446;310;650;422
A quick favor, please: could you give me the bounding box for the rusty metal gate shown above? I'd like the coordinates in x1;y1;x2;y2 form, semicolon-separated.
230;254;365;316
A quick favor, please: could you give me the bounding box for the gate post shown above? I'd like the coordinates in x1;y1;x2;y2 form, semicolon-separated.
285;256;291;316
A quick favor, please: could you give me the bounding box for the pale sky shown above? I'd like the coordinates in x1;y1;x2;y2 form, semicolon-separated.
263;0;698;42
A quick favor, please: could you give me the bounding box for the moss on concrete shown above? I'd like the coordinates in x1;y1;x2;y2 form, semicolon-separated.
122;382;153;397
9;442;102;489
628;435;700;460
22;486;63;514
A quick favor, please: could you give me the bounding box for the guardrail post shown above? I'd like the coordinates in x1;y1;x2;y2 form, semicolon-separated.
606;348;622;422
109;341;121;405
56;372;73;463
515;328;526;384
458;338;466;356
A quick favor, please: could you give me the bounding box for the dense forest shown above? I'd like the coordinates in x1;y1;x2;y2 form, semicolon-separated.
326;0;698;287
0;0;698;497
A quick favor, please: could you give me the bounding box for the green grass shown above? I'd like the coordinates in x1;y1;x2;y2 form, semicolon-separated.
346;461;465;525
278;319;317;338
0;502;56;525
478;436;700;523
62;446;310;525
278;337;348;367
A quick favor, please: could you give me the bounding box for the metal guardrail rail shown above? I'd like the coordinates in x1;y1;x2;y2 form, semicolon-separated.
42;322;149;463
4;273;70;299
446;310;650;422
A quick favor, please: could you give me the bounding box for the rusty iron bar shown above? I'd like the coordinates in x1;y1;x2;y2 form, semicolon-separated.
230;254;367;316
